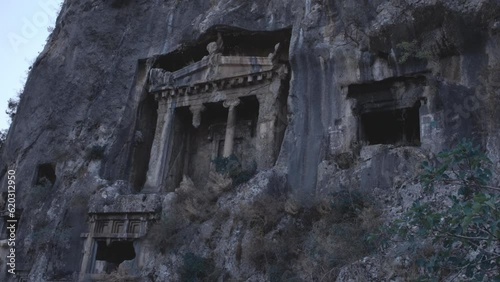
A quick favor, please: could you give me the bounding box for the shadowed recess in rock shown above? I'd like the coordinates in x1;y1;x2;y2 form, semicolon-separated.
95;240;136;273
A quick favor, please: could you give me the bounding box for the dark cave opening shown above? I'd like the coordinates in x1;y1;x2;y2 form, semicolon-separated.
361;103;421;146
95;240;136;273
348;76;426;147
34;163;56;186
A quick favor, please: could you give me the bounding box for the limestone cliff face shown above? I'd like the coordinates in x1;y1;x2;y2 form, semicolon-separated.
1;0;499;281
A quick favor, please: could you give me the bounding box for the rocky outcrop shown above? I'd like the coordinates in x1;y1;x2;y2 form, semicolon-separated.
1;0;499;281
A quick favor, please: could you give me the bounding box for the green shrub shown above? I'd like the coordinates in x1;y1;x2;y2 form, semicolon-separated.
386;139;499;281
211;154;256;186
147;215;184;254
396;40;432;64
240;190;379;281
329;190;366;221
147;204;190;254
212;154;240;175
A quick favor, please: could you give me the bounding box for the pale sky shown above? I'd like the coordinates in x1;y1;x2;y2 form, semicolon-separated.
0;0;63;130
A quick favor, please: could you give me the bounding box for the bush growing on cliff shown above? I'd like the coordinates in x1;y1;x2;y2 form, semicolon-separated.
239;190;380;281
212;154;256;186
6;97;18;121
212;154;240;176
0;129;7;152
386;139;499;281
396;40;432;63
147;204;187;254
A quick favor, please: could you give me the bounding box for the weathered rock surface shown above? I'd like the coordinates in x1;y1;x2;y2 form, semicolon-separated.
0;0;499;281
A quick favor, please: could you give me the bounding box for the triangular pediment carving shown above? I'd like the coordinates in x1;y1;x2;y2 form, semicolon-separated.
149;42;282;94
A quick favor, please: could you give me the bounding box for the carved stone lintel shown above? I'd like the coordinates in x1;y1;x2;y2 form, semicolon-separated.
189;104;206;128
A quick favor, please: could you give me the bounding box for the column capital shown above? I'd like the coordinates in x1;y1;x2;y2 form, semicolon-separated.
189;104;206;112
189;104;206;128
223;98;241;109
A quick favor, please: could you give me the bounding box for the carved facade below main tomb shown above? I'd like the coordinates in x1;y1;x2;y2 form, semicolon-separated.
143;41;289;192
79;194;161;281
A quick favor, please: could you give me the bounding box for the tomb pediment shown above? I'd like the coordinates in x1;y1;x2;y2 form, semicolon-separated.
149;55;277;93
148;40;285;97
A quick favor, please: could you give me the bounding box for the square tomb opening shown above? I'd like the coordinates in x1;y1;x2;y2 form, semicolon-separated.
360;102;421;146
93;240;136;274
34;163;56;186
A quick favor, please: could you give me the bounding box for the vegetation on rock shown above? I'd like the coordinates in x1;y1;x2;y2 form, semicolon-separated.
212;154;256;186
380;139;499;281
396;40;432;64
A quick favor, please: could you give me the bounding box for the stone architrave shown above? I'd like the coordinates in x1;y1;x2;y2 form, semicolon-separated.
222;98;241;157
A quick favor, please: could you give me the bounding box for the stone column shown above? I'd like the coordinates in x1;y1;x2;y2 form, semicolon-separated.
189;104;205;128
222;98;241;158
143;97;174;192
